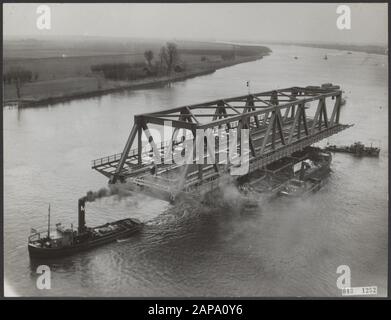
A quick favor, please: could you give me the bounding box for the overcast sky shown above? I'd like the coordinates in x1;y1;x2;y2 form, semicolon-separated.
3;3;388;45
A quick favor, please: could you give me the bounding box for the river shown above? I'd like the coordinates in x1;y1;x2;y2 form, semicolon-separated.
3;44;388;297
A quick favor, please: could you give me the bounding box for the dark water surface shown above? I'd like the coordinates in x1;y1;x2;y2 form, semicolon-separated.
4;45;388;296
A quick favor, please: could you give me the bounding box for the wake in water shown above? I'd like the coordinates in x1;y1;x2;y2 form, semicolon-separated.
83;173;269;229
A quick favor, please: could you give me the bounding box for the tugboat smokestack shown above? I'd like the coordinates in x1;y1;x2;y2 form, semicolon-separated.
78;197;86;234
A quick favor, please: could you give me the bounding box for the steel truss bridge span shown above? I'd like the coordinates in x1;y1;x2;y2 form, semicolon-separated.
92;85;351;202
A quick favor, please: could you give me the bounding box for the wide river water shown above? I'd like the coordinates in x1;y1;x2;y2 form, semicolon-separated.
4;44;388;297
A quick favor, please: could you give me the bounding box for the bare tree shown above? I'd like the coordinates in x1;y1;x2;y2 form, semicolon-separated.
16;78;21;99
159;46;168;74
165;42;178;75
6;67;32;99
144;50;154;69
159;42;179;75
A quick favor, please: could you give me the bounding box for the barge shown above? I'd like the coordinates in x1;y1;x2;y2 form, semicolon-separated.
28;197;142;259
236;146;332;212
278;177;324;198
325;141;380;157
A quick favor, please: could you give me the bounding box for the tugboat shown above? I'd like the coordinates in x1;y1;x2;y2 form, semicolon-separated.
325;141;380;157
28;197;142;259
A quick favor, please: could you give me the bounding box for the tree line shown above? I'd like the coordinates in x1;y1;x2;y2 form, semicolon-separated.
91;42;182;81
3;67;39;98
3;68;38;85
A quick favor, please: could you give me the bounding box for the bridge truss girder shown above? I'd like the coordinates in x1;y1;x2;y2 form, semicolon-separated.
91;85;350;201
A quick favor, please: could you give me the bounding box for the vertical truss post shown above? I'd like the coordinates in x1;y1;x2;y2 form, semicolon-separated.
216;100;230;131
243;114;256;157
270;91;279;106
247;95;259;128
322;99;329;128
276;108;286;145
272;113;277;149
290;89;298;120
297;106;301;139
335;94;342;124
260;112;275;154
297;104;309;138
311;98;323;134
291;105;296;119
196;129;203;183
176;130;195;194
330;94;341;126
137;125;142;165
270;91;279;150
287;103;303;144
111;119;140;183
237;116;243;155
141;122;161;164
240;99;256;157
283;106;290;122
301;104;309;136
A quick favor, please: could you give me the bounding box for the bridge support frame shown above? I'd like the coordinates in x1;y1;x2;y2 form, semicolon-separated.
94;85;348;199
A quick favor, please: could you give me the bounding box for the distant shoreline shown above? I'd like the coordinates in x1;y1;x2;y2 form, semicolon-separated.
4;54;268;108
292;43;387;55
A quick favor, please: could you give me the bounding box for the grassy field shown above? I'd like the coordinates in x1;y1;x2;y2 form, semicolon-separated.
3;37;271;105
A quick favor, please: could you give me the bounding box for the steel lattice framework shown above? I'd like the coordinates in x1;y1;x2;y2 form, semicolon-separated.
92;84;351;202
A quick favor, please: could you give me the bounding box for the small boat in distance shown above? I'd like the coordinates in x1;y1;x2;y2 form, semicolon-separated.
325;142;380;157
28;198;142;259
324;54;328;60
294;56;298;60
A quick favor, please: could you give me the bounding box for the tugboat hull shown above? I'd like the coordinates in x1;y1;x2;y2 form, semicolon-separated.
28;218;142;259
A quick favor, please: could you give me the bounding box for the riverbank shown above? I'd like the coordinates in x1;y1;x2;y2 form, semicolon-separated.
3;37;271;108
4;55;267;108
